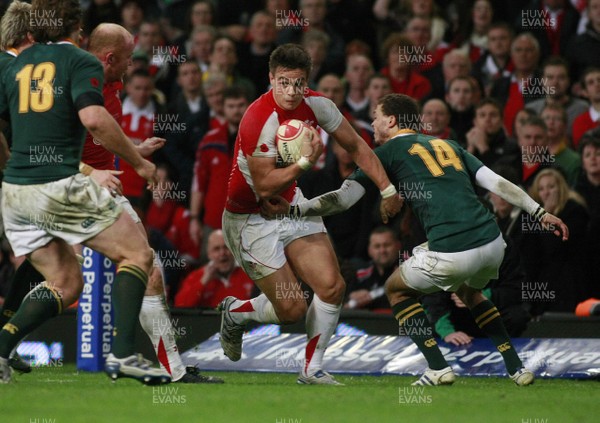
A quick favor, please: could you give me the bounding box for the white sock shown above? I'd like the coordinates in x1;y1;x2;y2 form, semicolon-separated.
303;295;341;376
229;294;280;325
139;294;186;381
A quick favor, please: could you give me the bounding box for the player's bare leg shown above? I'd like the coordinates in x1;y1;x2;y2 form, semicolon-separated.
455;285;534;386
84;211;170;384
0;239;81;383
285;233;345;385
385;269;455;386
218;263;302;361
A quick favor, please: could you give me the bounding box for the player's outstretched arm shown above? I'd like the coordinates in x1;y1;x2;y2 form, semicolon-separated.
78;105;157;185
475;165;569;240
261;180;366;219
331;119;402;222
249;126;323;198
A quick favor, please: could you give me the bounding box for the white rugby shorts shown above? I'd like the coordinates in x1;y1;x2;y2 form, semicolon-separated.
400;234;506;293
2;174;122;256
222;188;326;280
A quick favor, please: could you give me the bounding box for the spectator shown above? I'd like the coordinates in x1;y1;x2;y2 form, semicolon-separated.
203;35;256;100
421;99;456;140
491;33;542;137
423;237;530;344
487;165;524;241
186;0;216;34
403;16;444;74
446;76;476;144
466;98;520;171
189;86;250;261
120;0;144;37
119;69;165;205
518;115;552;189
187;25;216;74
314;74;372;169
145;163;181;235
574;133;600;296
161;61;210;201
572;67;600;148
344;54;375;121
516;0;580;58
203;72;228;130
566;0;600;83
521;168;589;315
380;33;431;101
454;0;494;63
301;29;332;90
345;227;401;311
373;0;447;53
526;57;589;138
471;22;514;97
427;49;473;103
354;73;393;133
278;0;346;75
511;107;538;142
174;230;254;308
540;103;582;185
238;11;277;97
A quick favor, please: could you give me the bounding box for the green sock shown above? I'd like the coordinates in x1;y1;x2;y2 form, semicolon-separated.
0;259;45;327
0;283;62;358
471;300;522;374
392;298;448;370
111;265;147;358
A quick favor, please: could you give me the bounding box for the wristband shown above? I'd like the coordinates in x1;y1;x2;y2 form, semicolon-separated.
532;205;547;221
380;183;397;199
297;156;313;171
79;162;93;176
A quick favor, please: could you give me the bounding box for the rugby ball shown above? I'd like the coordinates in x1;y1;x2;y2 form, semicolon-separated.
276;119;313;165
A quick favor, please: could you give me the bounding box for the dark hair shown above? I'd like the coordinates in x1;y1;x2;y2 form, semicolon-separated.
370;226;399;241
488;21;514;38
129;68;152;80
31;0;82;43
269;43;312;76
475;97;503;117
378;94;420;130
223;85;250;102
579;129;600;154
523;115;547;132
542;56;569;74
581;66;600;89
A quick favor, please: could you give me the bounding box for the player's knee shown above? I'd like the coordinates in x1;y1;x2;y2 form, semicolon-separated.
314;274;345;304
130;246;154;275
276;301;307;324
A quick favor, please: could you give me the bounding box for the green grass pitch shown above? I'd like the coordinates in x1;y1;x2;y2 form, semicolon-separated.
1;365;599;423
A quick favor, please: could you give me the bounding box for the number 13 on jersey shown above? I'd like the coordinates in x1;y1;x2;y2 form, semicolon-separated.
16;62;56;113
409;139;464;177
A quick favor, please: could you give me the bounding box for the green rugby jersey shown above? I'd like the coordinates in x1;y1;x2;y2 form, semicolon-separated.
0;42;104;184
350;130;500;253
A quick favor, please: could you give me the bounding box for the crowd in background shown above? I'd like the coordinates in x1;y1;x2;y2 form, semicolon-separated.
0;0;598;330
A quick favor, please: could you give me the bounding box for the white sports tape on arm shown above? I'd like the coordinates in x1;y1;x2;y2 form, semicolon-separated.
297;180;366;217
475;166;542;217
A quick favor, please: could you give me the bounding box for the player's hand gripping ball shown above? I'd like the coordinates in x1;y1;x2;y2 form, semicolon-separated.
276;119;314;165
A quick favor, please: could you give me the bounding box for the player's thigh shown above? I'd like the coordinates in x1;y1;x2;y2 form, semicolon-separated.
253;263;307;323
222;211;286;280
84;210;153;272
28;238;83;305
284;233;345;303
